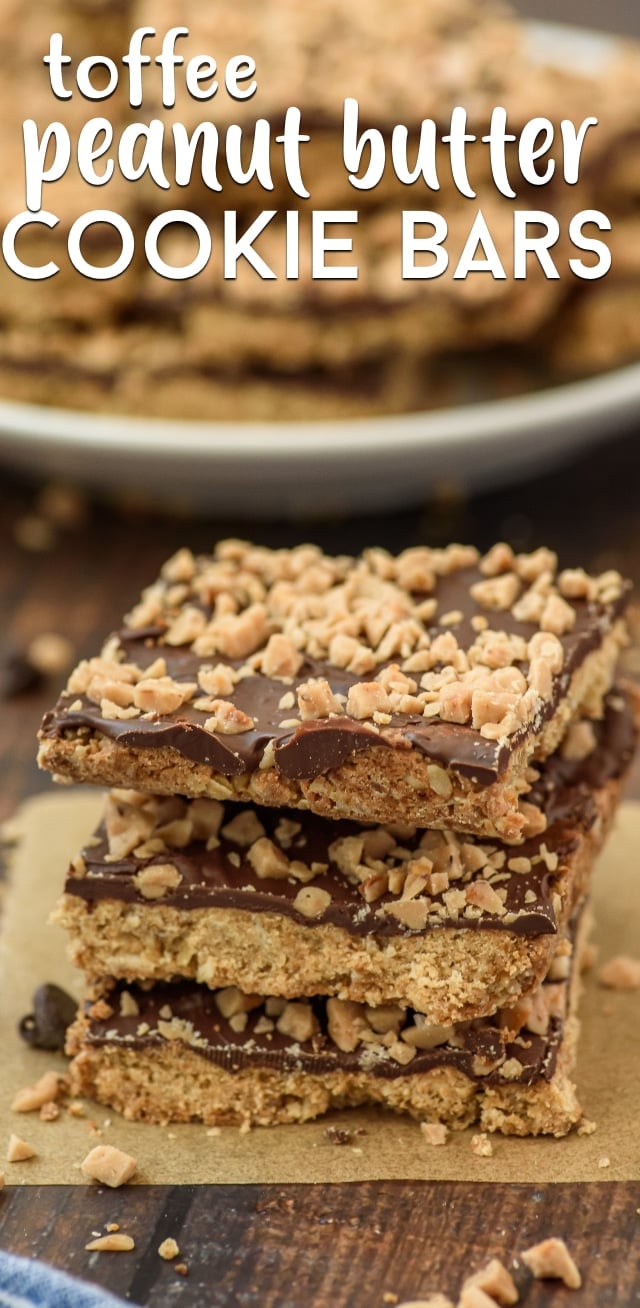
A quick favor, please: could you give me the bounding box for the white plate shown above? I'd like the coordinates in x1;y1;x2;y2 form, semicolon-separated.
1;362;638;516
0;21;637;518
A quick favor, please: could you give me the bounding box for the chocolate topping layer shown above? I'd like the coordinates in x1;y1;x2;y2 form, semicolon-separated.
45;645;390;778
65;691;636;940
40;555;630;787
82;979;564;1086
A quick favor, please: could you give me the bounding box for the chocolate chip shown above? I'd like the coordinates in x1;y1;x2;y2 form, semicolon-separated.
19;984;77;1050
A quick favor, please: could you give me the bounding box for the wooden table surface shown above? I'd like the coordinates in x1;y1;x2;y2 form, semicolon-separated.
0;435;639;1307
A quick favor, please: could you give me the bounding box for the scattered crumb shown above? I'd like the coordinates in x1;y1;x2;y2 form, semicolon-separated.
598;1156;611;1169
106;1223;120;1233
68;1101;86;1118
577;1119;597;1136
521;1237;581;1289
11;1070;63;1113
206;1127;221;1138
85;1234;135;1253
159;1238;180;1261
382;1294;399;1304
351;1147;363;1155
81;1144;137;1188
461;1258;519;1305
39;1102;60;1123
175;1263;189;1277
471;1133;493;1158
420;1123;448;1147
7;1134;37;1163
598;955;640;991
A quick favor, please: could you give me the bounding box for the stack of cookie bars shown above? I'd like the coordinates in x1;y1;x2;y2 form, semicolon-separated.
38;541;635;1136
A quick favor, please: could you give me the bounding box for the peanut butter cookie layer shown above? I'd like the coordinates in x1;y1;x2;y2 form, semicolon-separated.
66;917;587;1136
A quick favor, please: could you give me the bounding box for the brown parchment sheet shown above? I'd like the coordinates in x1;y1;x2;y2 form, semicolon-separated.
1;790;639;1186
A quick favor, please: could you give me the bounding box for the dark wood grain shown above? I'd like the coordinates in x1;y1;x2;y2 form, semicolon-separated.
1;1182;639;1307
0;428;639;1306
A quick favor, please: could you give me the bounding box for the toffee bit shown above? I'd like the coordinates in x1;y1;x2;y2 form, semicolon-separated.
85;1234;135;1253
7;1134;37;1163
461;1258;518;1305
521;1237;581;1289
470;1133;493;1157
420;1122;448;1147
577;1119;597;1136
39;1101;60;1122
12;1071;64;1113
81;1144;137;1188
159;1238;180;1261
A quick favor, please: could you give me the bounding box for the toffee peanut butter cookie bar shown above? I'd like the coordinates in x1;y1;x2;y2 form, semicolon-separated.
66;915;588;1137
38;541;630;841
54;690;637;1023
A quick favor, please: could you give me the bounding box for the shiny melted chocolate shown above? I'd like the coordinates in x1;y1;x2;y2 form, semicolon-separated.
83;979;565;1086
40;565;630;787
65;692;636;941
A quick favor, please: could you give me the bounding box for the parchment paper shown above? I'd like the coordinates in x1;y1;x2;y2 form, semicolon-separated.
1;790;639;1185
